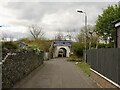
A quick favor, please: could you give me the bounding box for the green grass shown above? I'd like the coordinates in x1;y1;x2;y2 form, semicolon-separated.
77;62;91;76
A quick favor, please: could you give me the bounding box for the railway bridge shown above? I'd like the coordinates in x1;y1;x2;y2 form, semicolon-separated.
49;40;72;59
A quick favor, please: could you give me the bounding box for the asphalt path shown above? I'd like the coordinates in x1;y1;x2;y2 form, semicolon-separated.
14;58;99;88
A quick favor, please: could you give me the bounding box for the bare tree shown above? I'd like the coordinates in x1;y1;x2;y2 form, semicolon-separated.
1;33;14;42
9;34;14;41
1;33;15;42
28;24;44;40
2;33;7;42
66;28;78;41
76;27;85;42
76;25;98;49
54;32;64;40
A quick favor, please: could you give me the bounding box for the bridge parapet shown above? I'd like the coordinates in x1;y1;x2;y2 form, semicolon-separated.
53;40;72;46
49;40;72;59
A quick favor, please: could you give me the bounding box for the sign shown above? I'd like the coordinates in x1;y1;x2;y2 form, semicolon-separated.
53;41;71;45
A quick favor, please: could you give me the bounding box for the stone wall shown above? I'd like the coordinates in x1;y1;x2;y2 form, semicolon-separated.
2;49;44;88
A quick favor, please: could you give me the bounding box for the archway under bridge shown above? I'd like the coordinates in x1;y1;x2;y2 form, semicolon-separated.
49;40;72;59
58;48;67;57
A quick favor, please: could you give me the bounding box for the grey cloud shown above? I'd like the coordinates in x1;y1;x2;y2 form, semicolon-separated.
5;2;115;23
1;31;29;39
2;2;118;39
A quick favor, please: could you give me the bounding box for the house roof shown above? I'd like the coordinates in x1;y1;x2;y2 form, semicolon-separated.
112;18;120;27
113;18;120;24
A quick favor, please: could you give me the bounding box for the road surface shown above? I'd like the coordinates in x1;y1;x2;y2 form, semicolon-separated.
14;58;99;88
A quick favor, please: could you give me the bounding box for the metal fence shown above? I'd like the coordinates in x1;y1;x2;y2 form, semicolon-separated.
86;48;120;85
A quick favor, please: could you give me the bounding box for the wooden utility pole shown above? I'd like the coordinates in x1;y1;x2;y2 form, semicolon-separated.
89;31;93;50
96;32;99;49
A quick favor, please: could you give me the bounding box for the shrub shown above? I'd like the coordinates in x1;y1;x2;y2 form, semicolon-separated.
2;41;18;50
67;55;82;62
17;38;52;52
24;45;42;54
24;45;37;50
72;42;84;58
98;43;113;48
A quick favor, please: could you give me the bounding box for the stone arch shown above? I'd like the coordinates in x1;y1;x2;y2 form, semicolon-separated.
58;48;67;57
54;46;70;58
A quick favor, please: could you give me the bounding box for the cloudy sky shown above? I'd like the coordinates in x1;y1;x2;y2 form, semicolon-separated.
0;1;119;40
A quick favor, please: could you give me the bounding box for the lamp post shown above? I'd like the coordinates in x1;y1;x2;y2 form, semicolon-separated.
0;26;2;42
77;10;87;62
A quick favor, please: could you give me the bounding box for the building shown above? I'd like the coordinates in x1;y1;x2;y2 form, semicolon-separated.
49;40;72;59
17;42;28;48
113;18;120;48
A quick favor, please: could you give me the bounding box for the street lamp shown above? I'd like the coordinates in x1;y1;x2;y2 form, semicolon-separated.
0;26;2;42
77;10;87;62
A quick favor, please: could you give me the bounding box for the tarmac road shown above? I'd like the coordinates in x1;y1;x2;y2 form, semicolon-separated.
14;58;99;88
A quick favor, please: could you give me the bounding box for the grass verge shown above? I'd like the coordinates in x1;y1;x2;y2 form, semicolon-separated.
77;62;91;76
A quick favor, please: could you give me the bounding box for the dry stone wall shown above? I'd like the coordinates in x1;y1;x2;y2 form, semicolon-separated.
2;49;44;88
